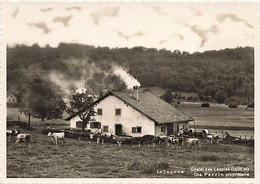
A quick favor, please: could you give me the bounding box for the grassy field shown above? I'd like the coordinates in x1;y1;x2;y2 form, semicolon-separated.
176;103;254;137
7;107;69;126
7;127;254;178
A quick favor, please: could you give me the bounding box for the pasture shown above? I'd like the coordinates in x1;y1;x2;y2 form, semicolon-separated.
7;128;254;178
177;103;254;137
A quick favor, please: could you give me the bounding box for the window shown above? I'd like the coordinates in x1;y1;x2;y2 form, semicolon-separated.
161;126;166;133
90;122;101;129
137;126;142;133
132;126;142;133
115;108;121;115
103;125;109;132
97;108;102;115
76;121;82;128
132;127;137;133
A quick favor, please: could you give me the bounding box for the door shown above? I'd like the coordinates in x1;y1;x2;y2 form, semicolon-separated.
167;123;173;136
177;125;179;134
115;124;122;136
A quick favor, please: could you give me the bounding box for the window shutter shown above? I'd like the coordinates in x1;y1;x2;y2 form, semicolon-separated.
90;122;94;128
98;122;101;129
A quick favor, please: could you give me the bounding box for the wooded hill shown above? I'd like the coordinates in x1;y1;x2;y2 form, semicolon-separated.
7;43;254;104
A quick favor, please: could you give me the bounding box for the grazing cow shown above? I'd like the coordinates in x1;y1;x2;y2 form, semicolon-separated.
112;135;132;147
140;135;158;147
16;134;31;145
170;136;184;148
188;128;195;136
6;130;13;141
185;138;201;149
88;133;103;144
158;135;170;146
202;129;210;137
48;132;65;144
205;134;214;144
7;129;21;141
7;129;20;136
177;129;184;136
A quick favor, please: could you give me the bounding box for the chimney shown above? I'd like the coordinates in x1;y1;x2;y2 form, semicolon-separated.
133;86;139;100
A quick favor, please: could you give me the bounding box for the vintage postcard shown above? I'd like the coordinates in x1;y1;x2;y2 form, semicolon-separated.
0;0;259;183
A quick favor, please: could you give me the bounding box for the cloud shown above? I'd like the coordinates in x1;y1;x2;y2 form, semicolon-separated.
170;33;185;41
11;7;19;18
159;40;168;45
189;7;202;16
153;6;169;16
41;8;53;12
217;14;253;28
27;22;51;34
115;31;144;41
65;7;82;11
188;25;219;47
91;7;119;25
53;15;73;27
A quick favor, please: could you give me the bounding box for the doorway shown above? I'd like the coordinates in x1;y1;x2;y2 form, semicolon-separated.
115;124;122;136
167;123;173;136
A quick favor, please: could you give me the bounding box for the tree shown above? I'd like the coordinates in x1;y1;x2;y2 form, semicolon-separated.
160;90;174;104
67;88;96;131
19;78;66;123
214;90;227;103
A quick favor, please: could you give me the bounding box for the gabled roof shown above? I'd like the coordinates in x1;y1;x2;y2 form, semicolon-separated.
7;92;17;98
65;90;194;124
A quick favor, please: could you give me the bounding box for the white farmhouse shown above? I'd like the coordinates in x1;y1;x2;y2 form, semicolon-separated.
7;93;17;104
66;90;194;137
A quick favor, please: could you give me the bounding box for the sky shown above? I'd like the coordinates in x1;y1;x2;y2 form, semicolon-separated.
3;2;257;53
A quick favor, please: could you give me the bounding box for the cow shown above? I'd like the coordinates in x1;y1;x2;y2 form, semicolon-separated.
112;135;132;147
7;129;21;141
202;129;210;137
7;129;20;136
16;134;31;145
140;135;159;147
170;136;184;148
185;138;201;149
205;133;214;144
48;132;65;144
6;130;12;141
188;128;195;136
177;129;184;136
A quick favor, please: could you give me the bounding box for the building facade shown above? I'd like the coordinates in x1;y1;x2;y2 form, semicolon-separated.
66;90;194;137
7;93;17;104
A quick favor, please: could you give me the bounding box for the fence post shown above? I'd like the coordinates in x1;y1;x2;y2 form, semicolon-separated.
28;113;31;129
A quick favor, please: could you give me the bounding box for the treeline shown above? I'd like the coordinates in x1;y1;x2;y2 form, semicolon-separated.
7;43;254;104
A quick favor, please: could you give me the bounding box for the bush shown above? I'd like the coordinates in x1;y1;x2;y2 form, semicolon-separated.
201;103;210;107
7;121;30;129
229;103;237;108
247;102;254;108
187;96;193;100
214;90;227;103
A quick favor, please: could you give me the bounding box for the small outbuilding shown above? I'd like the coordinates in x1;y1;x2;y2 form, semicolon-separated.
7;93;17;104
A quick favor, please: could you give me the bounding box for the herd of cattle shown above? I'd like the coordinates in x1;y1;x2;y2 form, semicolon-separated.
7;127;222;149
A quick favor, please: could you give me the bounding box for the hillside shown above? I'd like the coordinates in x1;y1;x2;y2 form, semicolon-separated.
7;43;254;104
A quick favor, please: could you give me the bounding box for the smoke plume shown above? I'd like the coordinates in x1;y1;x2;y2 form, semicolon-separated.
112;66;141;89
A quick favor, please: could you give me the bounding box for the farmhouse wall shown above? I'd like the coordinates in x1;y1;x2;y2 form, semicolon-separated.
70;95;155;137
155;124;167;136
